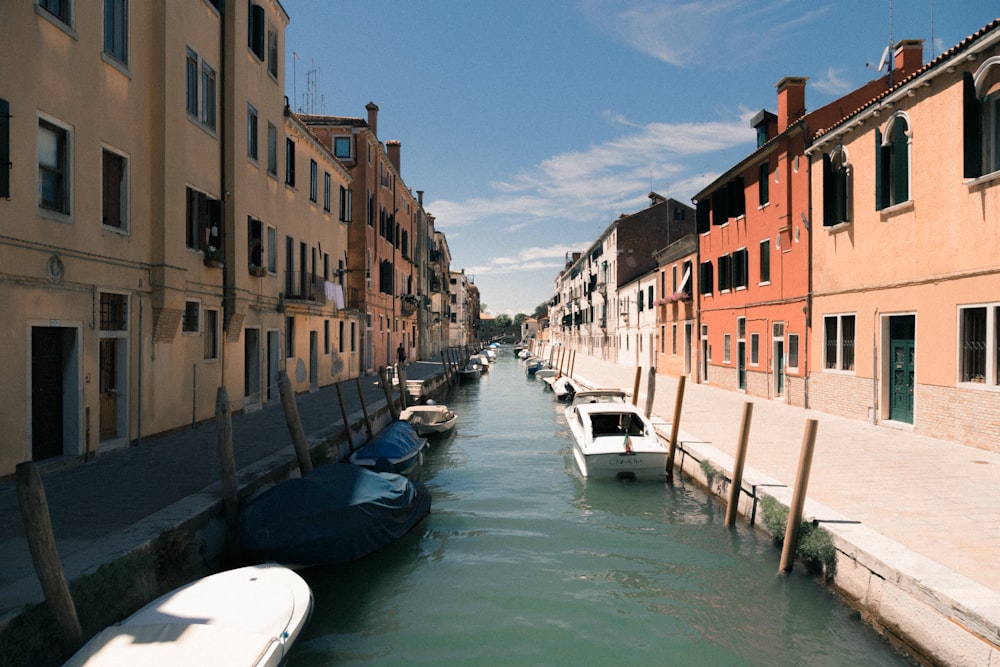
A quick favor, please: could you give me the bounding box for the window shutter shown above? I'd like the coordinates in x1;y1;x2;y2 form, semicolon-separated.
963;71;982;179
733;177;745;218
711;188;727;225
874;127;885;210
0;98;9;198
696;199;710;233
822;154;836;226
835;165;849;224
892;116;908;204
250;4;265;60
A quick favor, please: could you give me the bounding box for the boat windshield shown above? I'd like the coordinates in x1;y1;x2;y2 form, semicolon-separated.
589;412;645;437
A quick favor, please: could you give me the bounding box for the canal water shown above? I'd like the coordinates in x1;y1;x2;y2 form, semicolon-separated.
292;352;913;666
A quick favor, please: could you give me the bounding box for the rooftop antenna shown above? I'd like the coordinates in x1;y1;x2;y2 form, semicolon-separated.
930;0;936;58
292;52;302;111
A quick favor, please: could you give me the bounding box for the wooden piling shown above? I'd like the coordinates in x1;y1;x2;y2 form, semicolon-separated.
779;419;819;573
278;371;313;476
643;366;656;418
214;386;240;551
631;367;642;406
569;350;576;377
440;351;452;387
378;367;399;419
724;402;754;527
335;382;354;449
398;364;409;409
665;375;686;483
355;376;374;438
15;462;83;651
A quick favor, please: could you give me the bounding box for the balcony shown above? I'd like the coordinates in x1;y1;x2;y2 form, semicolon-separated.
284;270;327;305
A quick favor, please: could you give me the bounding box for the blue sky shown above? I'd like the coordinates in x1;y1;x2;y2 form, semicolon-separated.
280;1;997;316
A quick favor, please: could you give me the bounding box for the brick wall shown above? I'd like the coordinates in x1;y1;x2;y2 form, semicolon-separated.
917;384;1000;453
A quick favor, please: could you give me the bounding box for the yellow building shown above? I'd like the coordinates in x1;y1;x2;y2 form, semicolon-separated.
0;1;359;476
807;26;1000;448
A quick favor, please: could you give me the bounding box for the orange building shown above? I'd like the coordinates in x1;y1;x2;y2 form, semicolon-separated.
654;235;698;380
808;23;1000;447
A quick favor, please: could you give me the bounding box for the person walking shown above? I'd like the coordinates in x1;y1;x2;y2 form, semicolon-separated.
397;343;406;367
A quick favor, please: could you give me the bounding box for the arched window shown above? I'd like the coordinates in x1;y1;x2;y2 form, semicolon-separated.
964;59;1000;178
822;146;850;226
875;114;910;210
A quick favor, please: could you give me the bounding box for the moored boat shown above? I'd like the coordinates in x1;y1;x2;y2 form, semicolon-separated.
239;463;431;567
65;564;313;667
400;403;458;436
458;361;482;382
349;420;428;475
564;396;668;480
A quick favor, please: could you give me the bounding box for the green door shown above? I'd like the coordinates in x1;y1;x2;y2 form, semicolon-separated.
738;341;746;390
889;316;915;424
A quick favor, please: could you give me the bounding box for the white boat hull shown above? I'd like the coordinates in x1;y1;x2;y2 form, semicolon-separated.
565;402;668;481
572;444;668;480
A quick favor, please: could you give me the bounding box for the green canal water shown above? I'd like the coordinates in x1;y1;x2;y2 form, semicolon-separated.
291;352;913;666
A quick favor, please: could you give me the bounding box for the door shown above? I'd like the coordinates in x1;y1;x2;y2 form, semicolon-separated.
99;339;118;440
774;340;785;397
309;330;318;391
31;327;65;460
889;316;915;423
684;323;692;377
244;327;261;404
266;330;279;402
738;341;746;390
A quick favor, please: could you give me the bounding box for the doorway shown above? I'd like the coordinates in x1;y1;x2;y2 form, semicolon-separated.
888;315;915;424
266;330;279;402
30;326;80;461
245;327;261;406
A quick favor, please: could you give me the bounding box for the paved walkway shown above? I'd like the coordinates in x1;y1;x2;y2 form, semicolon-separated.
0;361;444;623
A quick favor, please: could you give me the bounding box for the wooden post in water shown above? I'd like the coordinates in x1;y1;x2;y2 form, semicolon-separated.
665;375;686;483
278;371;313;476
355;376;374;438
643;366;656;417
398;364;409;410
631;367;641;405
569;350;576;377
214;387;240;550
724;402;754;527
378;367;399;419
15;462;82;651
440;352;452;387
779;419;819;573
335;382;354;449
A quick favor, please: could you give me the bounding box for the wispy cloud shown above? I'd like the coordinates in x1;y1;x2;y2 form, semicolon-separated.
812;66;852;95
466;243;588;276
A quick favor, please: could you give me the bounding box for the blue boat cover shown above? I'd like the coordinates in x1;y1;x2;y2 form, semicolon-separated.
352;420;426;463
239;463;431;566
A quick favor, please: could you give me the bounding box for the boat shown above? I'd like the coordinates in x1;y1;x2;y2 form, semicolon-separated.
64;564;313;667
458;361;482;382
535;367;558;381
349;420;428;475
239;463;431;567
564;395;669;480
525;358;545;375
400;403;458;436
474;353;490;372
549;375;578;401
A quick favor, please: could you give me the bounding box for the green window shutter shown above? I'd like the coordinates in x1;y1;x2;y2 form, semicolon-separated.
0;98;9;198
835;165;849;224
250;4;265;60
963;71;982;179
892;116;908;204
822;153;836;226
696;199;710;233
874;127;886;210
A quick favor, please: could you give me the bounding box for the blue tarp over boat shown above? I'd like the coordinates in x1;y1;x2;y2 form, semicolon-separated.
349;420;428;474
239;463;431;566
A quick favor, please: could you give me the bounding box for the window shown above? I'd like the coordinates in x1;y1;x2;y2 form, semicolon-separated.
367;191;374;226
671;323;677;355
38;118;69;214
717;254;732;292
324;320;330;354
875;115;909;210
750;333;760;366
248;3;265;60
323;172;331;212
758;160;769;206
186;187;221;252
959;305;1000;385
267;226;277;273
964;67;1000;178
203;309;219;359
100;292;128;331
248;216;263;270
699;260;713;295
247;104;258;161
183;300;200;333
285;316;295;357
759;239;770;284
309;159;317;202
1;98;8;199
824;314;856;371
285;138;295;186
102;148;127;230
788;333;800;370
267;25;279;78
334;136;351;159
339;186;352;222
822;147;851;226
185;49;199;116
732;248;748;289
339;321;345;353
266;122;277;175
647;285;654;309
40;0;71;24
103;0;128;65
351;322;356;352
723;334;731;364
201;61;217;130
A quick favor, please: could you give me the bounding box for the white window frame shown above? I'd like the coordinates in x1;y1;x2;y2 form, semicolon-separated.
823;313;856;373
957;303;1000;388
37;113;72;220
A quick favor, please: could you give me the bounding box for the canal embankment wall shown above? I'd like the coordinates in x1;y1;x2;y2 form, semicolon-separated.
563;350;1000;667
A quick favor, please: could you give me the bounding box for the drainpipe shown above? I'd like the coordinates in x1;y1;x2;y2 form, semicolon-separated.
872;308;879;425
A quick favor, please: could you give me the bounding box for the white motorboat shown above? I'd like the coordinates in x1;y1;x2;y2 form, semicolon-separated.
400;403;458;436
549;375;578;401
565;394;668;480
65;564;313;666
535;368;558;381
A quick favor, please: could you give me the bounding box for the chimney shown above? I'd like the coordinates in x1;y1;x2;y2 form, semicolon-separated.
365;101;379;138
417;190;424;206
775;77;807;133
893;39;924;79
387;140;401;175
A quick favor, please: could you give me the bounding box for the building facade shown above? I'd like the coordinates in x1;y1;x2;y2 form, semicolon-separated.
653;235;698;380
807;22;1000;448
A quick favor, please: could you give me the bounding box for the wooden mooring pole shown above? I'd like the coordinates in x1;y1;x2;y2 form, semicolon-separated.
335;382;354;450
631;367;641;406
16;461;83;651
397;364;409;409
278;371;313;476
665;375;686;483
355;376;374;438
779;419;819;573
378;367;399;419
643;366;656;418
724;402;754;527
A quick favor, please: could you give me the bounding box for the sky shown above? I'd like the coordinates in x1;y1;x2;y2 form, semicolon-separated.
279;1;998;317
